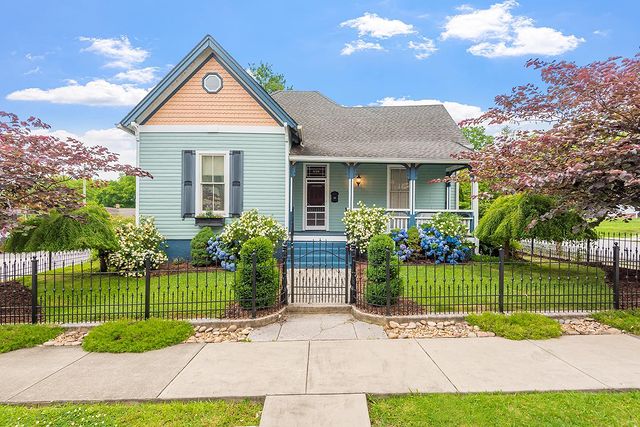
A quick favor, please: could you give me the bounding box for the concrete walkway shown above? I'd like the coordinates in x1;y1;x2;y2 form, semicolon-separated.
2;334;640;425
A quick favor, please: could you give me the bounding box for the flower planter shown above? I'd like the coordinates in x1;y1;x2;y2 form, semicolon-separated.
194;217;225;227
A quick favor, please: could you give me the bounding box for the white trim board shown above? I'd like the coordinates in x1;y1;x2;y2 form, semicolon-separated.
195;151;231;217
139;125;285;134
302;163;330;232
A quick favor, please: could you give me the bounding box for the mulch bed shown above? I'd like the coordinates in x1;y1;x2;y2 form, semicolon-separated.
0;280;44;324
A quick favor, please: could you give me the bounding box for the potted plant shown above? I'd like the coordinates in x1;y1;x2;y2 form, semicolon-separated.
194;211;225;227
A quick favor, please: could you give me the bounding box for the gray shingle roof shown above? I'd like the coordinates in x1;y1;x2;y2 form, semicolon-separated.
272;91;471;162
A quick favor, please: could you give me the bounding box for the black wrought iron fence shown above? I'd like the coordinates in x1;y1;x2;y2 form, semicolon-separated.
0;245;288;325
353;241;639;316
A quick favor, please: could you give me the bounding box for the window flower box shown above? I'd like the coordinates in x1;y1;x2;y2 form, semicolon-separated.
194;213;225;227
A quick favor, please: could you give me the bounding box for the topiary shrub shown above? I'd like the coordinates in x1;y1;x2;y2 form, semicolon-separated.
365;234;401;306
235;236;279;310
190;227;215;266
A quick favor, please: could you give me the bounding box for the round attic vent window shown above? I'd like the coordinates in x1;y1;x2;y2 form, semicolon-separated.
202;73;223;93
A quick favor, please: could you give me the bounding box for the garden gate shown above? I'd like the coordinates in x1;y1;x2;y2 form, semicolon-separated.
287;240;351;304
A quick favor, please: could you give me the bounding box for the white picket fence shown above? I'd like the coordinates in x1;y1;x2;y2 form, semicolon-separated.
1;250;91;282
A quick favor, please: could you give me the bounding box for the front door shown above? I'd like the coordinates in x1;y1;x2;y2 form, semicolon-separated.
304;164;327;231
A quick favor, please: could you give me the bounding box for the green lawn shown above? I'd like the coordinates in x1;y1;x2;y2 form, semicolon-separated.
369;392;640;427
15;262;238;323
593;309;640;335
0;400;261;427
399;256;612;313
595;218;640;235
0;324;63;353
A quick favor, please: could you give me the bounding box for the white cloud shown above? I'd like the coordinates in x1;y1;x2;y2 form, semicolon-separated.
593;29;610;37
375;97;483;123
25;53;44;61
340;12;416;39
6;79;148;106
408;38;437;59
441;1;584;57
24;66;41;75
79;36;149;68
33;128;136;180
341;40;384;56
113;67;159;84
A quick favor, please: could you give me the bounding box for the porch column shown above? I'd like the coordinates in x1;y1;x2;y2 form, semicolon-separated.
406;164;418;227
470;173;479;232
346;163;358;210
444;171;452;210
289;162;297;236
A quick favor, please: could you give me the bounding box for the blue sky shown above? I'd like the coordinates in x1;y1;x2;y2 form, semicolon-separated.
1;0;637;172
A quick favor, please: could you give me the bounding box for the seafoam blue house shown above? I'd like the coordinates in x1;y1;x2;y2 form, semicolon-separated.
119;35;479;259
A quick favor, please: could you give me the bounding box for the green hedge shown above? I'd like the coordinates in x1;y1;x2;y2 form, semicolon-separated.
190;227;215;266
366;234;401;305
235;237;279;310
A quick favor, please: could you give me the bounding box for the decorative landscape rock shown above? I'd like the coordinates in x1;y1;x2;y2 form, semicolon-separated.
384;320;494;339
186;324;253;343
558;317;622;335
42;328;88;346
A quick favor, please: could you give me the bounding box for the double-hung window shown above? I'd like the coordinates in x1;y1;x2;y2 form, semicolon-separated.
197;153;228;215
388;167;409;210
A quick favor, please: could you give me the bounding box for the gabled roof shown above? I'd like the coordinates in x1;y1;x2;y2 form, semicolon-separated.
272;91;471;162
119;35;298;132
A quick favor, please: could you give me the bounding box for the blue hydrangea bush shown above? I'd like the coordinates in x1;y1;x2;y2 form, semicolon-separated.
390;228;414;261
206;236;237;271
419;226;471;264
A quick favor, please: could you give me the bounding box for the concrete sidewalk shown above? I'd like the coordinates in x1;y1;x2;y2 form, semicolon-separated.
2;334;640;404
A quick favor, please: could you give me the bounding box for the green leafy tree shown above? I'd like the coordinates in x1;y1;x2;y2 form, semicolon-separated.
459;127;494;212
94;175;136;208
248;62;291;93
4;204;117;271
475;193;595;257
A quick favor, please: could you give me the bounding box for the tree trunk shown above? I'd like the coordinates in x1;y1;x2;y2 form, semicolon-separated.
503;240;512;259
98;251;108;272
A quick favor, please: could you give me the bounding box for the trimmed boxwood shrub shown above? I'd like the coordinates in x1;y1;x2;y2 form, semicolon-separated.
365;234;402;306
235;236;279;310
190;227;215;266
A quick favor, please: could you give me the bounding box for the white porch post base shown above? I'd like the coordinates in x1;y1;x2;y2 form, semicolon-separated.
471;178;479;254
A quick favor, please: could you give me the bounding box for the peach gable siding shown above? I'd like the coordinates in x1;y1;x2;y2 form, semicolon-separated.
145;55;278;126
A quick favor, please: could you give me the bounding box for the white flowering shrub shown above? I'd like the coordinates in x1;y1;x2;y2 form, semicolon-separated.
342;201;389;252
109;217;168;276
220;209;287;257
425;212;468;239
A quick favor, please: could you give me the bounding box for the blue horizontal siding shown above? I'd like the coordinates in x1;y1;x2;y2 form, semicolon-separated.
139;132;287;240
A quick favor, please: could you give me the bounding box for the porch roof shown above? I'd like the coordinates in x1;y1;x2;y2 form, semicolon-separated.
272;91;472;162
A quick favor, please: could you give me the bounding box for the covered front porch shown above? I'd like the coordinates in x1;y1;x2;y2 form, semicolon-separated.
287;160;479;239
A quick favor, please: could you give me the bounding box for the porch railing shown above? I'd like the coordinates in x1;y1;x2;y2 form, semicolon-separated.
386;209;475;234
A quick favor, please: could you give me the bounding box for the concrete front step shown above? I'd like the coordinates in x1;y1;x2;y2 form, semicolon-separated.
260;393;371;427
287;304;352;314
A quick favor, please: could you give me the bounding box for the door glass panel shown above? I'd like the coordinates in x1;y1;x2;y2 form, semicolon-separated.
307;182;325;206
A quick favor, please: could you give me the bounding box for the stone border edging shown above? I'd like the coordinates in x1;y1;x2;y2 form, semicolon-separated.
57;306;592;330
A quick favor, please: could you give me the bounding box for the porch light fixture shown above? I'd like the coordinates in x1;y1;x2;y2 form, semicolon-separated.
354;174;362;187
